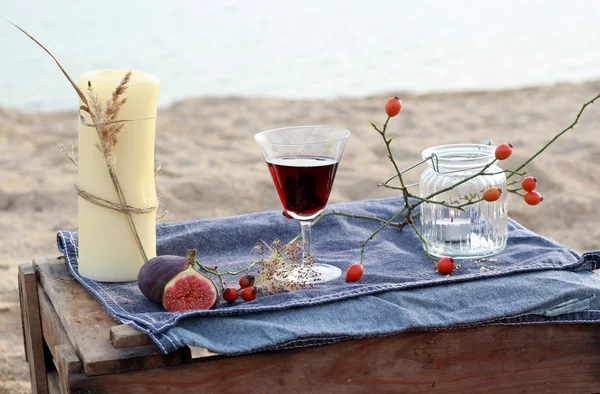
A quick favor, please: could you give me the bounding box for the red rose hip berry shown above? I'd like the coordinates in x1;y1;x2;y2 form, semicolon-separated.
345;264;364;282
524;191;543;206
385;97;402;117
239;274;255;289
482;187;502;202
521;176;537;192
437;257;455;275
495;143;513;160
222;287;238;303
241;286;257;302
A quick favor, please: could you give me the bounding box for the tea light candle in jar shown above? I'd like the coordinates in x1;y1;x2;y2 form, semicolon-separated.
436;210;471;242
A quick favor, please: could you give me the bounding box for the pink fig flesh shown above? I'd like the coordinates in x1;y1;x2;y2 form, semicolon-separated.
162;266;219;312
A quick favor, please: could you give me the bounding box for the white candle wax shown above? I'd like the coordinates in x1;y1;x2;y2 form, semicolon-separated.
78;70;160;282
436;218;471;242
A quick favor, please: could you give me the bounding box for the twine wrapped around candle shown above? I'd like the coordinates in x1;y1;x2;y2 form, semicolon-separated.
75;185;156;215
61;147;168;220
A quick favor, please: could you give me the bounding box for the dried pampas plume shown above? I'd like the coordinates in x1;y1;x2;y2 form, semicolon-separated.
87;71;132;152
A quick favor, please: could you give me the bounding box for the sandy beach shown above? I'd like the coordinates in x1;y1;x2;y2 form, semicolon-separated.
1;81;599;392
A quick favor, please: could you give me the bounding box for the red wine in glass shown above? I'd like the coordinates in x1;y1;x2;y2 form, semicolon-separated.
267;156;339;217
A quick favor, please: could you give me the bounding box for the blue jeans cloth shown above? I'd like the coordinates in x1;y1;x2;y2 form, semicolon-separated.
57;197;600;354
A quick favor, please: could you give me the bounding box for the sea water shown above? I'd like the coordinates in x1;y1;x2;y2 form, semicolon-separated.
1;0;599;111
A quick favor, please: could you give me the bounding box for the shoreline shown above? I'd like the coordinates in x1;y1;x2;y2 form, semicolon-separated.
2;78;600;115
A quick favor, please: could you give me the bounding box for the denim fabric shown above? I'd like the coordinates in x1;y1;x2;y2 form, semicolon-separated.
57;197;600;354
166;270;600;355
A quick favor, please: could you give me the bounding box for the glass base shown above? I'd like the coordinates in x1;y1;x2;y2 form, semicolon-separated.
427;240;507;260
276;263;342;284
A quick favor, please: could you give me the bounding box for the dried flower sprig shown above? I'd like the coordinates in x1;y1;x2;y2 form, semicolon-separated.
253;239;317;294
192;240;315;303
88;71;132;152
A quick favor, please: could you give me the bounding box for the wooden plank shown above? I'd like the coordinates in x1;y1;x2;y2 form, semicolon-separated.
46;370;61;394
55;344;82;393
37;284;70;360
55;344;82;375
67;324;600;393
110;326;218;361
18;265;28;363
19;263;49;394
33;258;188;376
110;325;217;359
37;284;83;393
110;324;154;348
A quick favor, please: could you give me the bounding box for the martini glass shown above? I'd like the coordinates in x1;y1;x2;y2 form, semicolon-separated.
255;126;350;283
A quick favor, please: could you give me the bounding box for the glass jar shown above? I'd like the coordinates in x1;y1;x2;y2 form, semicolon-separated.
419;144;508;259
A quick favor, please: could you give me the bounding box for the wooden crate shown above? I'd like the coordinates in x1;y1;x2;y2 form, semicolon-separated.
18;258;600;393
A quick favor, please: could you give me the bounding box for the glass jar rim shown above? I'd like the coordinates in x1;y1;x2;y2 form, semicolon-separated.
421;143;496;172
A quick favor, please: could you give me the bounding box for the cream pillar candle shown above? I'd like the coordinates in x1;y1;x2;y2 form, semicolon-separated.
78;70;160;282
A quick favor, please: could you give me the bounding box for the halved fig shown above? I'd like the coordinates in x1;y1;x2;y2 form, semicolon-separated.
138;249;219;312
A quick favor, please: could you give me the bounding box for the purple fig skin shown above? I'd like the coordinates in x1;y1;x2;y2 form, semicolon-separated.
137;255;188;304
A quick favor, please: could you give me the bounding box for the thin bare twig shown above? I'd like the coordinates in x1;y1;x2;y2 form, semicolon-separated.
314;91;600;268
508;92;600;178
58;143;78;169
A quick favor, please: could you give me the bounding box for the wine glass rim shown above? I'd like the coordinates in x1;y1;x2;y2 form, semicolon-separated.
254;125;351;146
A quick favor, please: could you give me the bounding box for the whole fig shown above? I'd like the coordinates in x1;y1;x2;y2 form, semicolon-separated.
137;249;219;312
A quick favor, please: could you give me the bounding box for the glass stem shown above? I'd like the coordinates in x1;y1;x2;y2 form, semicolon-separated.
300;220;312;266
